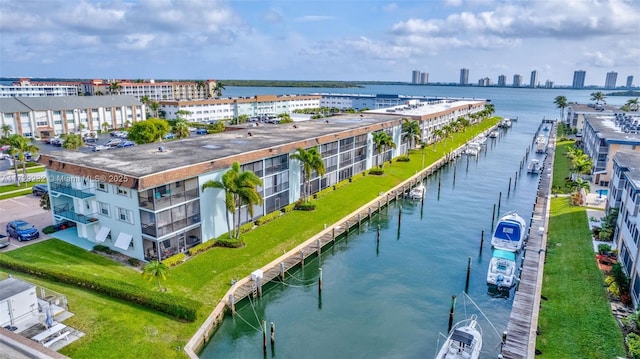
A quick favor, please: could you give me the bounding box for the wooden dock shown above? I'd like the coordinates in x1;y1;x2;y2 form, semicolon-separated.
183;127;498;358
501;121;556;358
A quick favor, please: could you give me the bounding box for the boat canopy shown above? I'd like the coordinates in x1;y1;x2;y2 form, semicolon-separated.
451;329;475;346
492;249;516;261
494;221;522;242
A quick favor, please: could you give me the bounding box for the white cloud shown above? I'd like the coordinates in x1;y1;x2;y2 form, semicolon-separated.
263;9;284;23
383;3;398;13
295;15;334;22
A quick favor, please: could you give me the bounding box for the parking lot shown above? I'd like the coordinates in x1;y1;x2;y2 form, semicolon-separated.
0;194;52;251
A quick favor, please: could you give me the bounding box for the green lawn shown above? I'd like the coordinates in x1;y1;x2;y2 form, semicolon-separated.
552;140;574;193
537;197;625;358
0;117;500;358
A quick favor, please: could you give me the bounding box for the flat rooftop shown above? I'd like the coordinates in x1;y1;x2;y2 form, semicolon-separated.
614;150;640;188
364;99;484;118
586;113;640;144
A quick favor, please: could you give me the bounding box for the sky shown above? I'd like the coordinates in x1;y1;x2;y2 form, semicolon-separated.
0;0;639;86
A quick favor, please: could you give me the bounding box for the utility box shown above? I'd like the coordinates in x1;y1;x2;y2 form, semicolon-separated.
251;269;263;282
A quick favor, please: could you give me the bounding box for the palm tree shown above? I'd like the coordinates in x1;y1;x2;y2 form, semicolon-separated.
7;134;39;181
401;119;421;156
213;81;226;98
1;124;11;138
108;81;122;95
372;131;396;168
195;80;206;97
432;128;444;151
626;98;639;112
290;147;325;203
484;104;495;116
175;110;191;121
202;162;263;240
62;133;84;151
572;153;593;176
140;95;151;106
142;260;170;292
442;124;453;145
554;95;568;122
148;101;161;118
590;91;606;105
173;120;190;139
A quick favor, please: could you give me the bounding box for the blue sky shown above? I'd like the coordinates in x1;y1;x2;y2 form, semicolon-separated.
0;0;639;86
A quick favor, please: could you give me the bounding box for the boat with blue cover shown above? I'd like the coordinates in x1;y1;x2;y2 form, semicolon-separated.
490;212;526;252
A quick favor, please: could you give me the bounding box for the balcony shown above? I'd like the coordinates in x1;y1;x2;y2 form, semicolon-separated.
50;183;95;199
53;204;99;225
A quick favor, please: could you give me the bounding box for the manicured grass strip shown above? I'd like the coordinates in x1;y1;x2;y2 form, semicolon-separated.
551;140;574;193
0;188;32;199
537;197;625;358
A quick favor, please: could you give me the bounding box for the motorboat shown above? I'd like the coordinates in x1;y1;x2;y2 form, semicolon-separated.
408;183;425;200
535;135;546;153
491;212;527;252
435;314;482;359
464;142;481;156
487;249;517;288
527;159;542;174
499;118;512;128
488;130;498;138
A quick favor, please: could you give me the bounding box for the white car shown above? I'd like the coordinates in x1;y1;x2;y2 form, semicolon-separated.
92;145;108;152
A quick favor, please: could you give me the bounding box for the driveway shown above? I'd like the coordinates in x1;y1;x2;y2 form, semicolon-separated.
0;194;52;251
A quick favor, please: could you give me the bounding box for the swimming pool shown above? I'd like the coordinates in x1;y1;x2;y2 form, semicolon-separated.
596;189;608;196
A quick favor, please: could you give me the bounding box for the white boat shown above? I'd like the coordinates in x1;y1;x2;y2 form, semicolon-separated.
527;159;541;174
464;142;481;156
499;118;512;128
486;249;517;288
488;131;498;138
408;183;425;200
535;135;546;154
491;212;527;252
435;314;483;359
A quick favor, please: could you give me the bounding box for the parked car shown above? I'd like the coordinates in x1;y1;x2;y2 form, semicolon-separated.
117;140;135;148
32;184;48;196
92;144;108;152
105;139;122;147
196;128;208;134
0;234;9;249
164;133;176;139
53;220;76;231
84;136;98;143
6;220;40;242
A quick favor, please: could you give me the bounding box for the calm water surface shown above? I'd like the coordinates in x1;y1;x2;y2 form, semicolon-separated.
200;86;633;359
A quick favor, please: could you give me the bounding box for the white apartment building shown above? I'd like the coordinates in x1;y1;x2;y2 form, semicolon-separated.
87;79;218;101
611;150;640;308
0;96;145;138
1;79;78;97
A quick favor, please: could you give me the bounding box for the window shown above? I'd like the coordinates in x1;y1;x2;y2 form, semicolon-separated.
97;182;108;192
116;207;134;224
98;202;110;217
117;187;129;196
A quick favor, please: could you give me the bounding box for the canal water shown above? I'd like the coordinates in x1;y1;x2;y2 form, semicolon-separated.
199;86;633;359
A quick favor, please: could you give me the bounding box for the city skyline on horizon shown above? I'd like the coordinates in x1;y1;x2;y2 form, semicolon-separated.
1;0;639;86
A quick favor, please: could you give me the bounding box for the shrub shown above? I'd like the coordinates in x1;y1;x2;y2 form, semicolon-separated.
239;222;255;234
127;258;141;267
161;253;186;268
295;201;316;211
282;203;297;213
598;243;612;255
0;255;199;321
396;157;410;162
256;211;282;226
333;179;350;191
605;275;615;286
215;237;245;248
187;240;217;256
368;168;385;175
93;245;117;255
42;225;56;235
627;333;640;359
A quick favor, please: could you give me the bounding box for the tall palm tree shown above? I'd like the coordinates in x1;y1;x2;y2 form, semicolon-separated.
554;95;568;122
62;133;84;151
1;124;11;138
372;131;396;168
173;120;190;139
590;91;606;105
484;104;495;116
202;172;234;238
401;119;421;156
140;95;151;106
108;81;122;95
175;110;191;121
149;101;161;118
195;80;206;96
213;82;225;98
142;260;170;292
7;135;39;181
432;128;444;151
290;147;325;203
572;153;593;176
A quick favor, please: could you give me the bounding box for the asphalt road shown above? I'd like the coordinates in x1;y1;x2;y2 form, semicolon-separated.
0;194;52;251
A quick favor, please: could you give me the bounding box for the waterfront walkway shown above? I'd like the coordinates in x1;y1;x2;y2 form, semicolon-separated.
501;119;556;358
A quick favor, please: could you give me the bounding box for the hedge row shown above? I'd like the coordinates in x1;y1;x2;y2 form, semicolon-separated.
187;240;217;256
256;210;282;226
161;253;186;267
0;256;200;321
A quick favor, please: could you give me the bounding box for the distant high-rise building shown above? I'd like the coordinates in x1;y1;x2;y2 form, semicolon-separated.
572;70;586;88
544;80;554;88
478;77;491;86
411;70;421;84
513;74;523;87
530;70;539;88
460;68;469;85
605;72;618;89
497;75;507;87
420;72;429;85
627;76;634;88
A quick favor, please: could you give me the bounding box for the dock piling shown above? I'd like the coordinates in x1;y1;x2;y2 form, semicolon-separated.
480;230;484;254
448;295;457;333
318;268;323;295
270;322;275;348
464;257;471;293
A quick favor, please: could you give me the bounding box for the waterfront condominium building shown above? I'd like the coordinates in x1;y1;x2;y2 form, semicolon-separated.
530;70;539;88
0;95;145;139
609;150;640;308
459;69;469;85
572;70;586;88
512;74;523;87
544;80;554;88
497;75;507;87
605;72;618;89
477;78;491;87
420;72;429;85
412;70;421;84
627;76;634;88
1;78;79;98
38;98;486;261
